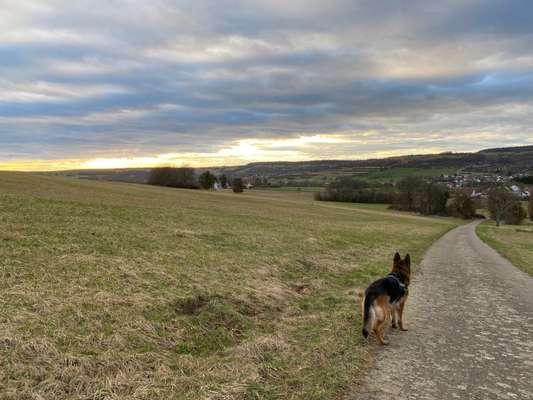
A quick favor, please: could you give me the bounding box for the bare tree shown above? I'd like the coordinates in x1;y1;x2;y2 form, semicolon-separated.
395;177;424;211
487;187;519;227
417;182;449;215
528;187;533;221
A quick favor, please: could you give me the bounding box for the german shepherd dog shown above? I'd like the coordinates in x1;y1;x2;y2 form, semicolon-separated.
361;253;411;345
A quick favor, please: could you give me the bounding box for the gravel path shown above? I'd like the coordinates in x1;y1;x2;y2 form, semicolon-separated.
351;221;533;400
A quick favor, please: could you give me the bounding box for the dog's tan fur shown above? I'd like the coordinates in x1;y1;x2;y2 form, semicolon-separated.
361;253;411;345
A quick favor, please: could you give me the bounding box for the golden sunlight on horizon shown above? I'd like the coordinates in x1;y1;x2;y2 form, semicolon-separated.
0;135;444;172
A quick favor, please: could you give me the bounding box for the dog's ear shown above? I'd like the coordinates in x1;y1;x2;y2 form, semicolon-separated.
394;252;401;265
404;254;411;266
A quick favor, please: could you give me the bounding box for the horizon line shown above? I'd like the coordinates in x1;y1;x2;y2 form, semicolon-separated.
2;143;533;173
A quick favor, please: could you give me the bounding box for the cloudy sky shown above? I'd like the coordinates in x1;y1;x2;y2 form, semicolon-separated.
1;0;533;170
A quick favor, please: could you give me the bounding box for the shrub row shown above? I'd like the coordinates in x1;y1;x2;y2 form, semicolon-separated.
314;188;394;204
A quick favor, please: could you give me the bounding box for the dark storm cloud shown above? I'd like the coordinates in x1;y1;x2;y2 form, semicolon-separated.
1;0;533;166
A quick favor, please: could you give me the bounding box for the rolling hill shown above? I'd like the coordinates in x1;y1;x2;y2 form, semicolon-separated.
46;145;533;186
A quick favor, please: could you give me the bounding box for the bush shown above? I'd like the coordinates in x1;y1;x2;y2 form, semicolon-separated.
148;167;197;189
232;178;244;193
314;188;394;204
448;192;476;219
199;171;216;189
515;176;533;185
503;201;527;225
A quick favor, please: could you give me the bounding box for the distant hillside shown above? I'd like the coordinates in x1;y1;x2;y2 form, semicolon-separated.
48;145;533;186
47;168;152;184
480;145;533;154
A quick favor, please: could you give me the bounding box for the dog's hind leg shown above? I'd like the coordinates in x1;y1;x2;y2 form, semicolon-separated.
375;322;389;345
373;296;391;345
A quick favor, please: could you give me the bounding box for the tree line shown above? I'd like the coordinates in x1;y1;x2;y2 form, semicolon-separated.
148;167;244;193
315;177;454;215
316;176;531;224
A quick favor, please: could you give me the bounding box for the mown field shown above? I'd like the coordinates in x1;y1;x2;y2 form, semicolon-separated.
0;172;462;400
262;166;457;187
477;219;533;276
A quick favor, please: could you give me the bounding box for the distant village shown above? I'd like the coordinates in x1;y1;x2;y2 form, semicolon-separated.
434;173;530;200
236;171;532;201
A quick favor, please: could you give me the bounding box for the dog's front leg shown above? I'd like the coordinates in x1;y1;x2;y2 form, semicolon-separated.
398;298;408;331
391;305;399;328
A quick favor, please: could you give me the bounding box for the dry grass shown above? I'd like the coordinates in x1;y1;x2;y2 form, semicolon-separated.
477;220;533;276
0;172;462;399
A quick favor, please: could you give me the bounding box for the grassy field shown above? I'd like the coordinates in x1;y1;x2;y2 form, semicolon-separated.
477;219;533;276
0;173;462;399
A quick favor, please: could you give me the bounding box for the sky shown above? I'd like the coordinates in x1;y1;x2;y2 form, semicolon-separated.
1;0;533;171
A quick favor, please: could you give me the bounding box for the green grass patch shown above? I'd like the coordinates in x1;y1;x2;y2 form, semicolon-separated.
363;167;456;182
477;220;533;276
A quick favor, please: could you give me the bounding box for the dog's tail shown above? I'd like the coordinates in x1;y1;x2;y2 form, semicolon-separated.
361;293;374;338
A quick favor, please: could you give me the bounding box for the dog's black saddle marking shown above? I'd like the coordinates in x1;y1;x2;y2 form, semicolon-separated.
364;272;408;305
386;272;408;303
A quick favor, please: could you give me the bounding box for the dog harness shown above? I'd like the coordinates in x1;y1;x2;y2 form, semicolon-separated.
388;272;407;290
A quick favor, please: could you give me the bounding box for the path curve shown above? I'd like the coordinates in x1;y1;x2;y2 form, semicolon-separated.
351;221;533;400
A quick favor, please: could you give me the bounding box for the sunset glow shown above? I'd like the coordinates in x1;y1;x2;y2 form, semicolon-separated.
1;1;533;170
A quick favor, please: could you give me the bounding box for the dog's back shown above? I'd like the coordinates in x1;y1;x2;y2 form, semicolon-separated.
362;276;406;336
